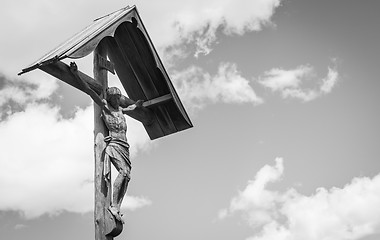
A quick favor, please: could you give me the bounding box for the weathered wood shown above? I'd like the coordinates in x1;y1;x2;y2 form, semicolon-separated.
21;6;193;141
40;60;154;125
96;53;115;74
94;41;122;240
142;94;172;108
104;37;165;139
115;23;159;99
126;19;169;96
105;210;123;236
103;37;146;100
114;24;177;135
40;60;103;95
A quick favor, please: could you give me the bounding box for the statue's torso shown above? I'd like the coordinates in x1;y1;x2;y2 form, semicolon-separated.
102;106;127;141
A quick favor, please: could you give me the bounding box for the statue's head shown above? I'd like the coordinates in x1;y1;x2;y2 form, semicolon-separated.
106;87;121;107
106;87;121;98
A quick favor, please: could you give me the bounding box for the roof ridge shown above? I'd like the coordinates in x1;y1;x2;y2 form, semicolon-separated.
93;5;131;22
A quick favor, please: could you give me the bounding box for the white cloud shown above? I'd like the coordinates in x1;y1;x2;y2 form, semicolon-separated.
0;104;94;218
123;196;152;211
0;103;151;219
0;0;282;76
0;72;58;108
258;66;313;91
282;88;319;102
137;0;282;57
320;67;339;94
220;159;380;240
221;158;283;227
171;63;263;112
259;64;339;102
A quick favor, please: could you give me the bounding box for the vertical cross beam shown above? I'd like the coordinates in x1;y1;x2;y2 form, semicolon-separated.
93;41;113;240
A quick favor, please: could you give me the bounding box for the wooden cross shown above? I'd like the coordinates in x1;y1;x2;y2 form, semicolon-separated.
93;42;120;239
19;6;192;240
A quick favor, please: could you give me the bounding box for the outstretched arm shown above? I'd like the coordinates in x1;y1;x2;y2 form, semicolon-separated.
69;62;105;108
122;100;144;114
120;97;154;125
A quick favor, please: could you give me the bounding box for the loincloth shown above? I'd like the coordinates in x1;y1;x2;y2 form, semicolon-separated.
103;136;131;179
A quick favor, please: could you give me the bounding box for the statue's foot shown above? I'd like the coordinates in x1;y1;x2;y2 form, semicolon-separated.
108;206;123;223
119;213;125;224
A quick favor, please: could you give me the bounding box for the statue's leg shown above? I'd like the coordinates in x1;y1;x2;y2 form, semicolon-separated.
117;167;130;210
110;157;130;212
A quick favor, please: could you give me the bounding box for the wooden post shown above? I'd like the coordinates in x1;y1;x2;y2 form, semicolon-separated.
93;41;112;240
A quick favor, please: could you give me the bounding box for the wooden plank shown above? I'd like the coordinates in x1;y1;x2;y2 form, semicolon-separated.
143;94;172;108
114;22;177;135
39;60;103;95
104;37;146;101
163;101;191;131
126;20;169;96
97;53;115;74
152;66;193;130
124;20;180;135
134;9;193;130
93;41;121;240
104;35;165;139
104;37;164;139
114;23;159;99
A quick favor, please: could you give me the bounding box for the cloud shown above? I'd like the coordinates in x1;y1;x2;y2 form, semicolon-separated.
14;224;28;230
258;63;339;102
320;67;339;94
137;0;282;57
220;158;283;227
219;159;380;240
0;73;58;112
0;103;94;218
282;88;319;102
0;102;151;219
258;66;313;91
123;196;152;211
1;0;282;77
171;63;263;112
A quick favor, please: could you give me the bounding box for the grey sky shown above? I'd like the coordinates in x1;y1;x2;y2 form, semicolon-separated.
1;0;380;240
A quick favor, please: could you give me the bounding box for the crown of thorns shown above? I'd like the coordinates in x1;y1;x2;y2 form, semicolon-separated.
106;87;121;96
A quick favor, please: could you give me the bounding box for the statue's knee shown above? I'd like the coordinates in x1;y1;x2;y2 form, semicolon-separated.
119;170;128;177
120;169;130;181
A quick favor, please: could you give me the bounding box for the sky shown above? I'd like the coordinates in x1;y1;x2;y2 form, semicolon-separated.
1;0;380;240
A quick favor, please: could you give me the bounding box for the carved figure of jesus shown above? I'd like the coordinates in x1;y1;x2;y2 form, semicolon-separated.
70;62;143;223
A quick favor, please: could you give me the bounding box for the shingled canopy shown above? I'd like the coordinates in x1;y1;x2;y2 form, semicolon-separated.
19;5;192;140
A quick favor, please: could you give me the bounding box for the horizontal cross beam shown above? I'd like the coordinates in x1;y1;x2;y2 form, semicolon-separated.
39;60;159;125
40;60;103;95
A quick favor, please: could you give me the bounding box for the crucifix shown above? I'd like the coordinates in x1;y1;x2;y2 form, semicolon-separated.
19;6;192;240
